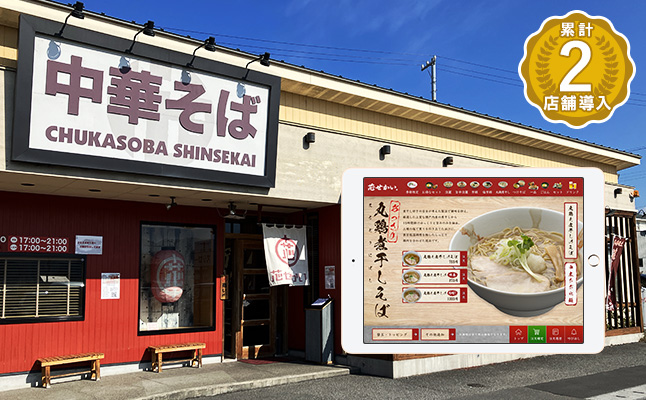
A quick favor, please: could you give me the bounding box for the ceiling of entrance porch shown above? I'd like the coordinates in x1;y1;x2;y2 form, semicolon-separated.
0;170;329;213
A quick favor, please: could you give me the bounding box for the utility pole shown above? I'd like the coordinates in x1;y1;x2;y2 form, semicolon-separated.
421;55;436;101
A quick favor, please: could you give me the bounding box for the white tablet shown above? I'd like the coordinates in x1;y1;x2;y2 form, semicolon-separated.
341;167;606;354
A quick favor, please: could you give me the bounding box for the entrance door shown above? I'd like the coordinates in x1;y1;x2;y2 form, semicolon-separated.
224;237;281;359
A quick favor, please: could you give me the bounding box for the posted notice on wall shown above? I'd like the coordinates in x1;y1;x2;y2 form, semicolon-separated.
76;235;103;255
325;265;336;289
101;273;120;299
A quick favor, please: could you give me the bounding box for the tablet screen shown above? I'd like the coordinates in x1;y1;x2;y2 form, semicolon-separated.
342;168;605;354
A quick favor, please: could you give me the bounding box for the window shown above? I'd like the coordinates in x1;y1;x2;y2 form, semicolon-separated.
139;224;215;334
0;256;85;323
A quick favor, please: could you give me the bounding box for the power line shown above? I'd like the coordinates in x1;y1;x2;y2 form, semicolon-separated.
438;68;523;88
162;26;430;57
620;176;646;183
160;24;645;103
226;40;525;86
161;25;527;75
217;41;419;64
439;64;521;83
262;51;413;66
440;56;517;75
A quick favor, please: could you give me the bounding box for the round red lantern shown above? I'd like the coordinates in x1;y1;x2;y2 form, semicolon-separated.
151;248;185;303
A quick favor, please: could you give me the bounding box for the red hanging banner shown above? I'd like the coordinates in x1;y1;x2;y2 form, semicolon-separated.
606;235;626;311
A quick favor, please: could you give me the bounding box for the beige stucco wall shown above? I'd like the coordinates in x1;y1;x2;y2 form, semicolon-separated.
604;183;640;212
279;92;621;182
269;123;501;204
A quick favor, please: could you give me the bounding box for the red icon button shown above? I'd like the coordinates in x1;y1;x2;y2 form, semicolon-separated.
509;326;528;343
547;326;565;343
565;326;583;343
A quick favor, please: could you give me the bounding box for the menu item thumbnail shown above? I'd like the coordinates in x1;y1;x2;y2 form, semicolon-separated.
403;251;421;267
402;288;422;303
402;269;421;284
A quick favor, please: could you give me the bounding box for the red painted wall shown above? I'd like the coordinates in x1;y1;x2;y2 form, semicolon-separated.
285;206;342;355
0;191;224;374
316;205;342;355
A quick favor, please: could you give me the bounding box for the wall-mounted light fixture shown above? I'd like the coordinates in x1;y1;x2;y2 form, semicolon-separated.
246;52;271;68
224;202;246;220
379;145;391;160
243;52;271;79
126;20;155;53
442;156;454;167
305;132;316;144
303;132;316;149
55;1;85;37
186;36;216;68
166;196;177;210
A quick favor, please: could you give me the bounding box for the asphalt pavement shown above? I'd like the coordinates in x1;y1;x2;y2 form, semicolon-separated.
1;341;645;399
0;358;352;400
193;341;646;400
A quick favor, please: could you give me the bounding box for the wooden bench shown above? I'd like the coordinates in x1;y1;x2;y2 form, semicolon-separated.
148;343;205;373
38;352;104;388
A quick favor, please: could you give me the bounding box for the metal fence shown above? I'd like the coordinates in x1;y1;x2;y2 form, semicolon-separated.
605;210;643;333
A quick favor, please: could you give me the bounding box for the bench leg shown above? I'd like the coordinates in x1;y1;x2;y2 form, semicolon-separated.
90;359;101;380
158;353;163;373
198;348;203;368
41;366;51;388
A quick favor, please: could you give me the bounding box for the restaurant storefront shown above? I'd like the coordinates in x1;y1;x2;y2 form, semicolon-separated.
0;0;641;388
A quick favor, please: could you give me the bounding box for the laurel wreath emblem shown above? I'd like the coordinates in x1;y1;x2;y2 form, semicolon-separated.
594;35;618;97
534;35;559;95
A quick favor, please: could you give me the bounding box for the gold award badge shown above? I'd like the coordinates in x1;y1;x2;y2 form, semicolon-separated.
519;10;635;129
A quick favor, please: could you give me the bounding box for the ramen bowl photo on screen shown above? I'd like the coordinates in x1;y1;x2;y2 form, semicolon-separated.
449;207;583;317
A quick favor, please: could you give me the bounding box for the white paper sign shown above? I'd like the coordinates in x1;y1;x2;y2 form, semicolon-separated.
101;272;120;299
262;225;309;287
76;235;103;254
325;265;336;289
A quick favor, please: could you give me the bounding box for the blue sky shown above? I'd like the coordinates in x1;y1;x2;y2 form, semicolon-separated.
77;0;645;209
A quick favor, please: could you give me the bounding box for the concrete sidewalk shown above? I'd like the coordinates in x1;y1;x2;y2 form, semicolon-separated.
0;359;352;400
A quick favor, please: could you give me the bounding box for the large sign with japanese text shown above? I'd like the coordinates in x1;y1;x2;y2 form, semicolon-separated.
342;168;606;354
12;16;279;187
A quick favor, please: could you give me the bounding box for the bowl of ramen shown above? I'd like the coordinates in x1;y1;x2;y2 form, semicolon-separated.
449;207;583;317
402;288;422;303
402;269;421;284
402;251;421;267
